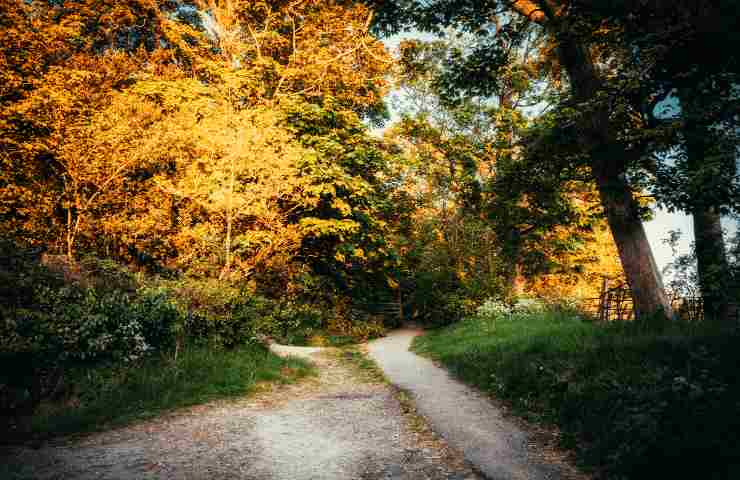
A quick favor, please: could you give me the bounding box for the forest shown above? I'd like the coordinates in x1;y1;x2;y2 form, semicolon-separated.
1;1;739;478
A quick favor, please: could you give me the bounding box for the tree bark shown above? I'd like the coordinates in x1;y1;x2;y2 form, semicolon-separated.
543;9;673;320
682;112;732;325
592;152;672;320
692;206;731;323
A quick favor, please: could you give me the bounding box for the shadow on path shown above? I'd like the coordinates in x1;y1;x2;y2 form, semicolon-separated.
368;328;585;480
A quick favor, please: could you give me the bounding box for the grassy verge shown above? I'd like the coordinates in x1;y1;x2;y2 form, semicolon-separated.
413;310;740;479
30;344;315;439
281;329;360;348
336;346;388;384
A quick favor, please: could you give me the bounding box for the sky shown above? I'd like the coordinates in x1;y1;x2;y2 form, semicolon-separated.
644;209;695;273
378;33;739;277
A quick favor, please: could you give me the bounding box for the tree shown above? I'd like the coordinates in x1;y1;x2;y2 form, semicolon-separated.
184;0;392;118
579;0;740;325
386;37;625;313
368;0;673;320
0;0;216;253
108;75;307;278
0;0;393;254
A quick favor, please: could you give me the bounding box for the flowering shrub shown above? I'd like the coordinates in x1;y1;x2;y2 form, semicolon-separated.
13;287;156;364
477;297;548;319
1;282;181;431
477;298;512;318
512;297;546;313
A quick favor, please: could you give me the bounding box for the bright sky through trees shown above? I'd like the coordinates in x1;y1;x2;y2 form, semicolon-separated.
378;32;737;278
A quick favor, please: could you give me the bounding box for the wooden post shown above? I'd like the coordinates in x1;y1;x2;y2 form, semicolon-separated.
397;288;404;325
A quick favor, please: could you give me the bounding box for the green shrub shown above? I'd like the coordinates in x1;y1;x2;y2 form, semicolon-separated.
157;278;334;348
326;303;386;342
167;279;267;348
130;288;180;351
0;240;64;310
245;301;327;345
4;285;181;366
406;271;476;326
185;297;264;349
77;256;139;293
2;275;181;435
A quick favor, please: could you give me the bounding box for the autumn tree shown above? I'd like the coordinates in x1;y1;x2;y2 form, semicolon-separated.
0;0;219;254
368;0;675;320
1;0;394;266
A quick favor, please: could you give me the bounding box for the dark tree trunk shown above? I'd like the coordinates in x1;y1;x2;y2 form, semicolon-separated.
692;206;731;323
682;110;733;326
592;152;672;320
551;23;673;321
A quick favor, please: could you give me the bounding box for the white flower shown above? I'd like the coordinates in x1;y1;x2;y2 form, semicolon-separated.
477;298;512;318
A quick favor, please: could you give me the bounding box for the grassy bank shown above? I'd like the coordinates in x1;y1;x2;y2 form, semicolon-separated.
413;310;740;479
29;345;314;440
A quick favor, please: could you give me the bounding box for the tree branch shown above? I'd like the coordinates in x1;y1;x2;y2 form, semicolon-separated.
508;0;548;24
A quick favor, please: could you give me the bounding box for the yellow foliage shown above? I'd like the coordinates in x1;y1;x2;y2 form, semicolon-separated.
328;310;386;342
522;222;626;302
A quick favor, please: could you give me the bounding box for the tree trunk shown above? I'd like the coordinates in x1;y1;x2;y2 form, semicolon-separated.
592;157;672;320
692;206;731;323
66;207;74;260
223;210;232;278
682;99;733;327
552;22;673;321
504;0;671;319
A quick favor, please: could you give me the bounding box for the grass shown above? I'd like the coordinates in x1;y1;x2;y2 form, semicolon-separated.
29;344;315;439
273;327;364;348
413;310;740;480
336;346;388;384
307;331;359;347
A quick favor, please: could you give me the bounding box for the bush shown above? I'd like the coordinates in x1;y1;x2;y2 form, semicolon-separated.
476;298;512;318
77;256;139;293
405;271;475;326
46;287;152;363
168;279;269;348
328;302;386;342
0;240;64;310
2;274;181;436
131;288;180;351
4;285;181;367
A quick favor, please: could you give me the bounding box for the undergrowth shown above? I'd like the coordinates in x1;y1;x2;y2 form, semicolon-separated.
413;310;740;480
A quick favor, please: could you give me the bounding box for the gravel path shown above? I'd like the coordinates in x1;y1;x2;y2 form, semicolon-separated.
368;329;588;480
1;345;482;480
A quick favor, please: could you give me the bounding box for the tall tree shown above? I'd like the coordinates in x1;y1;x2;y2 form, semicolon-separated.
388;37;625;309
623;0;738;325
368;0;673;320
574;0;740;324
0;0;394;266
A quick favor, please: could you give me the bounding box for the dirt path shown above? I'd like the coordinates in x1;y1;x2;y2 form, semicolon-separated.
1;345;483;480
368;329;588;480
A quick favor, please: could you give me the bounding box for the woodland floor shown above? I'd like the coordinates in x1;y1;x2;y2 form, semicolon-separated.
1;330;586;480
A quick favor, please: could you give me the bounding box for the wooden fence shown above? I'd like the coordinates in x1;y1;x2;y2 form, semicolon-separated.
580;277;634;322
583;276;739;324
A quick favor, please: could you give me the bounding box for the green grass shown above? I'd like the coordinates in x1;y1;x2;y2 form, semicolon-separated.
30;344;315;439
413;310;740;480
337;346;387;384
275;328;359;347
